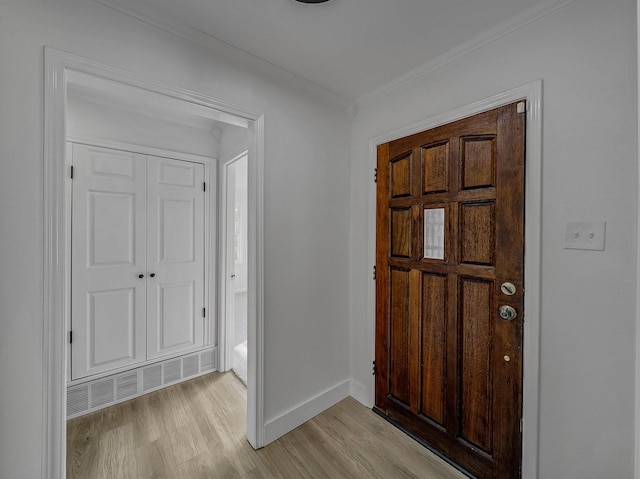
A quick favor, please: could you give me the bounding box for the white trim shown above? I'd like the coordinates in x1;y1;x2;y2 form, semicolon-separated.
43;47;266;479
636;1;640;476
365;81;543;479
43;45;67;479
263;380;350;445
246;115;265;448
356;0;575;107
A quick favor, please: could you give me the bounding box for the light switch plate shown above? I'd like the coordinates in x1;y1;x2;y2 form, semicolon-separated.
564;221;606;251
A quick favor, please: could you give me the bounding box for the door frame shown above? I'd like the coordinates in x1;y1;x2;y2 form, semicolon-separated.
220;149;249;372
367;81;542;479
43;47;266;478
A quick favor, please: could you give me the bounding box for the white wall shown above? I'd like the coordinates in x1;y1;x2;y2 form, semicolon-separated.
67;96;219;158
349;0;637;478
0;0;351;477
220;124;249;161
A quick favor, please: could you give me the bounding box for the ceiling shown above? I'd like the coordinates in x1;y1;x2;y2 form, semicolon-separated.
96;0;558;102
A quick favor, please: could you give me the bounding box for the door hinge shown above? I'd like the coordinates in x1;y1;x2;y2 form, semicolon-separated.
70;165;74;179
372;360;377;376
202;307;206;318
203;182;206;192
517;101;526;114
520;418;524;432
374;168;378;183
69;331;73;344
373;265;376;280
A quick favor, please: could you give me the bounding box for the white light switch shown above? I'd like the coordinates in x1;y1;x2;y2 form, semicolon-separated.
564;221;606;251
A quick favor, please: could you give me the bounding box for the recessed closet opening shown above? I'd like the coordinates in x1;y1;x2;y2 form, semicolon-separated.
44;48;266;477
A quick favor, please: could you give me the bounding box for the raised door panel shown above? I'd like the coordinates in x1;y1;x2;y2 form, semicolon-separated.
71;144;147;380
146;157;205;360
458;278;494;455
388;267;411;406
419;273;447;426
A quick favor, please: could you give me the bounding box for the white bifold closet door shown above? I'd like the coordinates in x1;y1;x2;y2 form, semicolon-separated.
71;144;205;381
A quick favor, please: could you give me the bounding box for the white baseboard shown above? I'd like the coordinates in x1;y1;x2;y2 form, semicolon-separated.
263;379;350;445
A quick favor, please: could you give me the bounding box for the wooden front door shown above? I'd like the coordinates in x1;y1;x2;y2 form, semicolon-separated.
375;102;525;479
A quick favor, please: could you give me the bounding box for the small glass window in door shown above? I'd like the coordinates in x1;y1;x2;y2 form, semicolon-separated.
424;208;445;260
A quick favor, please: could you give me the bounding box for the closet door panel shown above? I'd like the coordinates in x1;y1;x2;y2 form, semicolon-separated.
146;157;205;359
71;144;147;380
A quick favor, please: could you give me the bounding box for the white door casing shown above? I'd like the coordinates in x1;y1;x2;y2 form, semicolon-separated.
224;160;237;367
44;49;266;479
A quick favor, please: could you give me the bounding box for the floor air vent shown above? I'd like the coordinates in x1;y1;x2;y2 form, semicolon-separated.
143;364;162;391
183;354;199;378
200;349;216;372
67;385;89;417
116;373;138;400
67;346;217;419
163;359;181;384
90;378;114;408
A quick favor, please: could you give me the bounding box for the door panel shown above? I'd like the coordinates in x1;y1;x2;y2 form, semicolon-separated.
89;288;136;367
89;191;135;266
376;103;525;479
459;278;493;454
460;201;495;265
420;272;447;426
146;156;205;360
71;144;147;380
389;267;411;405
157;281;196;350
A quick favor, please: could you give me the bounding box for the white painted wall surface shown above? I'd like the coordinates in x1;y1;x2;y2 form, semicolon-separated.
67;96;219;158
0;0;350;477
349;0;637;478
220;124;249;162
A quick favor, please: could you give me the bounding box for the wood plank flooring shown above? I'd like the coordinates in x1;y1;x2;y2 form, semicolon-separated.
67;372;469;478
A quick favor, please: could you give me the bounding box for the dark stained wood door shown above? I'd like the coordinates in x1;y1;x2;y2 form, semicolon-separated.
375;102;525;479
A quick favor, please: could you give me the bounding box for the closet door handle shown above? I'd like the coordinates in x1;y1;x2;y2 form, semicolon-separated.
149;273;156;278
138;274;145;279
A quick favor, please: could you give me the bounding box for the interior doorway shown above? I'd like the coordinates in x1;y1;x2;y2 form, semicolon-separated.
224;152;249;385
44;48;266;478
366;81;543;479
375;102;525;479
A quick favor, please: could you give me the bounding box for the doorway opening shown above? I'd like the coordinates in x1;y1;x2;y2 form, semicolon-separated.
374;102;526;479
44;48;265;478
223;152;249;385
366;81;542;479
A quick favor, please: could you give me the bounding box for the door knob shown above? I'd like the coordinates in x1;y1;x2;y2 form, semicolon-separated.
149;273;156;278
499;305;517;321
138;274;144;279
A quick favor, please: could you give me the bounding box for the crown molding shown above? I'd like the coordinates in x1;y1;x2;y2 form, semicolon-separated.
355;0;577;107
92;0;350;109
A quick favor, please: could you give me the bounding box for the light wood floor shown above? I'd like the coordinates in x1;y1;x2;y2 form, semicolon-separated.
67;372;469;479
